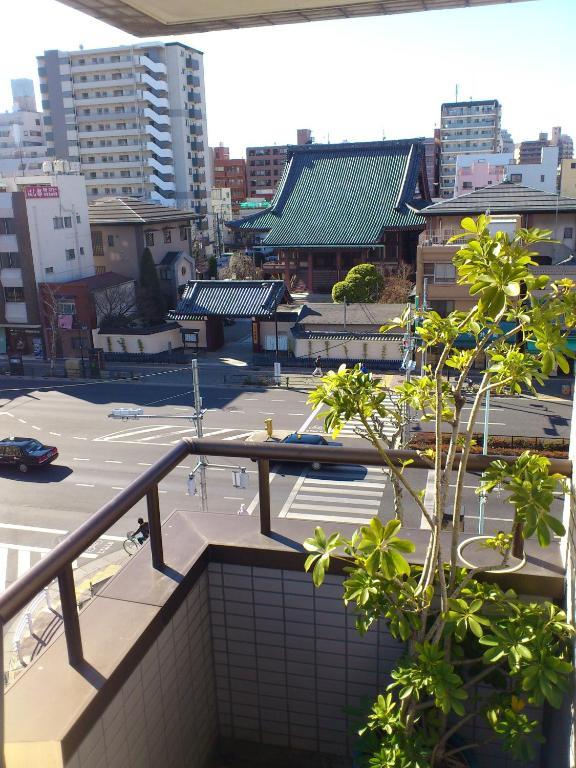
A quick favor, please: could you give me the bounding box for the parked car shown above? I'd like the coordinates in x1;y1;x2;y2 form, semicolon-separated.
0;437;58;473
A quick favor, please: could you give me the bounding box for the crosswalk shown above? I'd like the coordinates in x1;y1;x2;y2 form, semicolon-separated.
0;523;125;594
94;424;254;446
309;407;401;441
278;465;388;525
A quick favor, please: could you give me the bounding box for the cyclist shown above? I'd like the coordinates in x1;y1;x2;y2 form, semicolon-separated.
134;517;150;545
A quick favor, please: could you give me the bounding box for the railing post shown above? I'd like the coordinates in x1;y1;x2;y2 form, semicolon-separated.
0;624;4;768
147;485;164;570
57;563;83;668
258;459;271;535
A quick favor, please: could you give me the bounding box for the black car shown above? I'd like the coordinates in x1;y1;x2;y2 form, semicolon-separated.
281;432;342;471
0;437;58;473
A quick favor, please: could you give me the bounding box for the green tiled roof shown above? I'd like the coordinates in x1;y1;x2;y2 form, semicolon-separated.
229;140;428;247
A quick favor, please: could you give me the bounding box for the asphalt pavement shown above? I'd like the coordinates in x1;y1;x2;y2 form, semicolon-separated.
0;372;571;598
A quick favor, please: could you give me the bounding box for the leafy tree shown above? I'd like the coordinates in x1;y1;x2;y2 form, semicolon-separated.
208;255;218;278
332;263;384;303
305;216;575;767
138;247;165;324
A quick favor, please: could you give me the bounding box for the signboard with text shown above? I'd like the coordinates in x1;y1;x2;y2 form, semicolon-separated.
25;185;60;200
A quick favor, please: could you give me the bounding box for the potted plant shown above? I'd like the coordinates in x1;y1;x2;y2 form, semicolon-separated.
304;217;575;767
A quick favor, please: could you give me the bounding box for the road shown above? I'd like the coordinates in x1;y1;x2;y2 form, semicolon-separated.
0;374;571;595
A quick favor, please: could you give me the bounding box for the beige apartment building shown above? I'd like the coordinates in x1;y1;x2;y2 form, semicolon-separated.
560;158;576;198
416;182;576;314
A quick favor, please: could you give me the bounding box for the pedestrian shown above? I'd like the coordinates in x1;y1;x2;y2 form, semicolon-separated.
312;355;323;377
360;362;368;374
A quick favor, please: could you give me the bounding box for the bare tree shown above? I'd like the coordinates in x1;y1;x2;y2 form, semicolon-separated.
219;253;262;280
39;283;62;376
93;281;137;328
379;261;414;304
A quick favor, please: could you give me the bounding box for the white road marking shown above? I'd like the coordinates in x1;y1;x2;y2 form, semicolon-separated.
73;436;88;441
73;457;90;462
300;485;384;497
49;432;61;436
105;460;123;464
95;425;174;441
296;494;380;506
31;425;41;431
158;490;167;494
279;471;307;518
258;412;275;415
0;548;7;592
17;550;30;578
271;399;285;402
287;512;375;524
138;462;152;466
111;486;125;491
244;398;259;401
289;413;304;416
298;401;324;433
75;483;95;488
0;522;68;535
223;431;253;441
224;496;244;501
100;534;125;542
17;418;26;424
303;477;386;489
291;502;378;514
0;412;14;418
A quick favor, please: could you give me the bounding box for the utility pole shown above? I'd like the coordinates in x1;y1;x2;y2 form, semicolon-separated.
192;359;208;512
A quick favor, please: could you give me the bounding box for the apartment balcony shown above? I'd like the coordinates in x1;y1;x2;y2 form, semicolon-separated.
146;140;173;159
80;143;142;153
150;174;176;191
78;128;143;140
149;156;175;175
137;89;170;110
139;55;167;75
84;159;142;171
143;107;171;127
1;439;568;768
70;59;136;74
138;72;168;92
75;93;137;106
186;57;200;71
188;107;203;120
187;74;201;87
0;268;23;288
145;124;172;144
73;74;137;88
419;230;464;246
3;301;27;323
0;235;18;252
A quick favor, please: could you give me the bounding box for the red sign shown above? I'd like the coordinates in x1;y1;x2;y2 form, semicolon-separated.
25;185;60;200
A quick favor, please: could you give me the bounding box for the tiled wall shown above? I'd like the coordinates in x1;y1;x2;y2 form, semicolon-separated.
208;562;538;768
65;572;217;768
208;562;401;763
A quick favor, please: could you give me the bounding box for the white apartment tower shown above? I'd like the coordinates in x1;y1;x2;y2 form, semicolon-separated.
439;99;502;198
0;79;49;177
37;43;211;214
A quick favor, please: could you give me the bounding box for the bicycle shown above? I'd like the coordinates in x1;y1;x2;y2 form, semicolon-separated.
123;531;142;556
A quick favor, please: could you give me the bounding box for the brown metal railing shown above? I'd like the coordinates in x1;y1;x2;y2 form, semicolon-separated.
0;438;571;759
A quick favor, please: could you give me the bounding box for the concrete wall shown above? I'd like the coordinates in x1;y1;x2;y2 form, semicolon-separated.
560;159;576;198
294;336;403;361
64;573;217;768
93;326;183;354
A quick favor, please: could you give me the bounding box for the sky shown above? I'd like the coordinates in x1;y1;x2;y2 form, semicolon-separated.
1;0;575;158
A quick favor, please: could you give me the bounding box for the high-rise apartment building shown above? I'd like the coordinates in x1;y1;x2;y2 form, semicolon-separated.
0;80;49;177
519;127;573;166
439;99;502;198
37;43;211;214
501;128;514;154
211;144;247;215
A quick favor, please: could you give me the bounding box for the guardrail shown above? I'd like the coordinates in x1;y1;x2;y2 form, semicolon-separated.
0;438;571;755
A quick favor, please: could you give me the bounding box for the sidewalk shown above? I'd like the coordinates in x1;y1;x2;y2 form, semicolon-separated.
4;547;129;688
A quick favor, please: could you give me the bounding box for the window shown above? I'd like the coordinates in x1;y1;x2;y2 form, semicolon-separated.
53;216;64;230
429;299;455;317
107;235;114;247
57;300;76;315
4;287;24;302
145;231;154;246
540;175;545;182
120;170;131;178
64;216;72;228
0;253;19;268
180;226;188;241
76;214;81;224
564;227;574;240
65;248;76;261
95;265;105;275
462;182;472;189
510;173;522;183
163;230;172;244
423;263;456;284
45;267;54;275
79;247;85;255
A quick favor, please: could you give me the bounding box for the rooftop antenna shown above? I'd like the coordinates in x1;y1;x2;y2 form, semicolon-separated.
455;84;459;103
79;44;84;50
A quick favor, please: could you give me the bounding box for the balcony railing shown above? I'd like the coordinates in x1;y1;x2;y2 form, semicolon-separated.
0;435;570;758
420;229;467;246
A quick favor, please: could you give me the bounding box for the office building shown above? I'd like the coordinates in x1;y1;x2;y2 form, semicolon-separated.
37;43;211;215
211;145;247;215
246;144;288;201
454;146;559;196
0;172;94;356
501;128;514;153
10;78;37;113
439;99;502;198
560;158;576;198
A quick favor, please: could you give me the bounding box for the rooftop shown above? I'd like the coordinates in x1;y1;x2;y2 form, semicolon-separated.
168;280;290;320
48;271;134;291
88;197;199;226
421;182;576;216
231;140;429;247
297;302;406;325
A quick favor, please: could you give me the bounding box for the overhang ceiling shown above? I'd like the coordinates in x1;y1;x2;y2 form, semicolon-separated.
55;0;529;36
